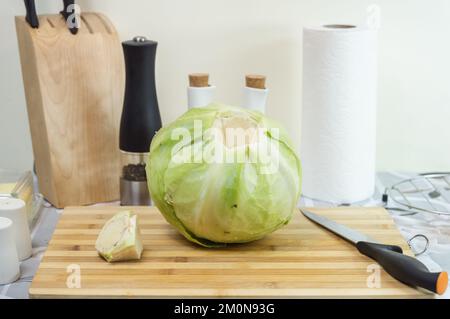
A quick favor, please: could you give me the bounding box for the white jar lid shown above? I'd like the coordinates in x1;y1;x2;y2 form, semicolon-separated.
0;197;26;211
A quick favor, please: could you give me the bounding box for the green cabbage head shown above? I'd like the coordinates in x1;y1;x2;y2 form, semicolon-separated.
146;104;301;247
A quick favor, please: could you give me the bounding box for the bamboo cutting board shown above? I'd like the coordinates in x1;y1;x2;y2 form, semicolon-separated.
30;206;432;298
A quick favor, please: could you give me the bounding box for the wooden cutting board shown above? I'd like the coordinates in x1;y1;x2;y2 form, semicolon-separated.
30;206;432;298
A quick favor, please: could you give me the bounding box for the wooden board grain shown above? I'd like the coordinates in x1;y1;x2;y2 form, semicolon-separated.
15;13;124;208
29;206;432;298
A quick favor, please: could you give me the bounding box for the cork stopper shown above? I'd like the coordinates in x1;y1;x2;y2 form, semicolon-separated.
189;73;210;87
246;75;266;89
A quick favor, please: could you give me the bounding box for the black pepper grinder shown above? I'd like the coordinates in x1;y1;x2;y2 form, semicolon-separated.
119;36;162;206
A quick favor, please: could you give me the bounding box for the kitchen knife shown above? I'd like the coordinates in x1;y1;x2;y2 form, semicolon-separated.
301;209;448;295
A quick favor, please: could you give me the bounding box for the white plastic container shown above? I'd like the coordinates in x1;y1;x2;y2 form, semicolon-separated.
0;169;43;226
0;197;32;261
0;217;20;285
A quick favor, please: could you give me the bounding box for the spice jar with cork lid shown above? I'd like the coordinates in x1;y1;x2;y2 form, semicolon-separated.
119;36;162;206
242;74;268;113
187;73;216;109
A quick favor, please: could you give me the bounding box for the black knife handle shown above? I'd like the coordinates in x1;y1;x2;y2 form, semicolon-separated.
23;0;78;34
356;241;448;295
24;0;39;28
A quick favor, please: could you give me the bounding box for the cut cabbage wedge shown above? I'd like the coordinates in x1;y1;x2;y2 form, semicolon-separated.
95;211;143;262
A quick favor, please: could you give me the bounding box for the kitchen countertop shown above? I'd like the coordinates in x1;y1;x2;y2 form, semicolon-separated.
1;171;449;299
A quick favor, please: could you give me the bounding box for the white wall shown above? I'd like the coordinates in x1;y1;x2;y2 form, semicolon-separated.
1;0;450;172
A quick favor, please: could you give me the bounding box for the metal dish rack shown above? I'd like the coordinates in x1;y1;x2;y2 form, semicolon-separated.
383;173;450;216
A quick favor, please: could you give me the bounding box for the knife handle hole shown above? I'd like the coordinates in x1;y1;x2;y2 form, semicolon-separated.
80;15;93;34
407;234;429;256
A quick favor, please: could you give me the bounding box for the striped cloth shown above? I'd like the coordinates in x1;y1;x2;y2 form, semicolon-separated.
1;172;449;299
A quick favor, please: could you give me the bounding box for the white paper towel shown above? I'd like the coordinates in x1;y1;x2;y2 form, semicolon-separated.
301;25;377;203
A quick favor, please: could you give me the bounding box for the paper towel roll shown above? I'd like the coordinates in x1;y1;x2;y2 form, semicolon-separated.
301;25;377;203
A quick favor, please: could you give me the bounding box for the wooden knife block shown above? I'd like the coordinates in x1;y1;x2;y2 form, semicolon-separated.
15;13;124;208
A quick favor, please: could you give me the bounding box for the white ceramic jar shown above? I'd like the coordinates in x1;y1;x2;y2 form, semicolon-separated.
0;217;20;284
0;197;32;260
242;86;268;113
187;86;216;109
